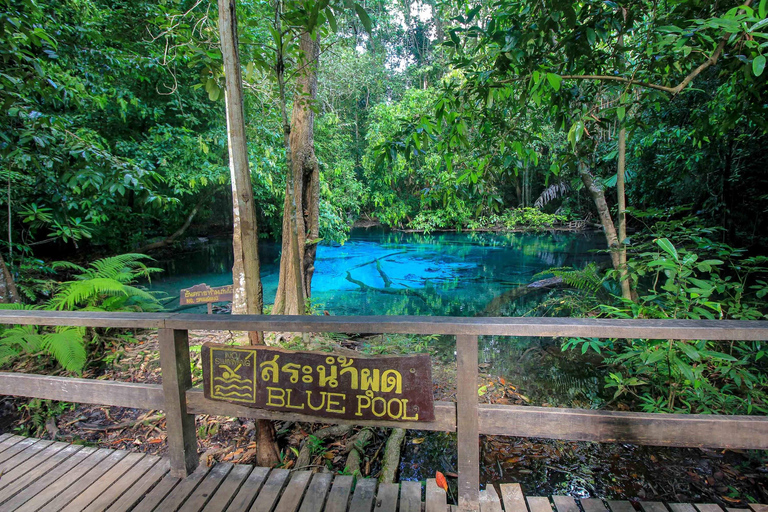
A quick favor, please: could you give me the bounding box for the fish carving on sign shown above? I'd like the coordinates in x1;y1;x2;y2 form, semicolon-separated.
201;344;435;422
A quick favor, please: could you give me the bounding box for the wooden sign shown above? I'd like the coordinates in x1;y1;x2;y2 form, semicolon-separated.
201;344;435;422
179;284;234;306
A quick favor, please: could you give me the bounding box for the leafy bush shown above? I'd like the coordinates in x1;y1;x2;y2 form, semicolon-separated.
0;254;164;373
561;217;768;415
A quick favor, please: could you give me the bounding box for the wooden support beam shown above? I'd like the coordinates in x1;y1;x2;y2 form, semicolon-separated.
158;328;198;478
457;335;480;512
0;372;164;409
477;404;768;449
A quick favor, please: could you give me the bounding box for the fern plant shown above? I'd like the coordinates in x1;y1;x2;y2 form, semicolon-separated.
534;263;604;293
0;253;164;373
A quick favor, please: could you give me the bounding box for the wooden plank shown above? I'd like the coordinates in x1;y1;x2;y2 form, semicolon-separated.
155;464;212;512
640;503;669;512
478;485;501;512
14;448;126;512
749;506;768;512
0;442;68;490
225;466;270;512
374;483;399;512
457;334;480;511
106;459;171;512
427;479;448;512
81;454;162;512
178;462;235;512
59;451;146;512
0;310;168;328
187;391;456;433
0;443;81;502
349;478;377;512
696;506;724;512
695;506;723;512
0;373;164;409
297;473;333;512
0;437;41;465
324;475;355;512
477;404;768;449
132;472;183;512
669;505;697;512
499;484;526;512
527;497;553;512
0;446;99;510
552;496;579;512
273;471;312;512
581;499;608;512
0;435;24;455
399;481;422;512
607;501;636;512
0;440;59;485
202;464;253;512
3;310;768;341
248;468;290;512
159;327;199;478
162;312;768;341
0;432;14;450
727;509;749;512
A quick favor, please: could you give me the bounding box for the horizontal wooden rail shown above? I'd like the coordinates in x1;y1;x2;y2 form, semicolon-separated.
0;372;165;410
477;404;768;449
3;372;766;450
3;310;768;340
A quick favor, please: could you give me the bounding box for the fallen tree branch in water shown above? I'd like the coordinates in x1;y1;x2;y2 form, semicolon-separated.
345;272;428;302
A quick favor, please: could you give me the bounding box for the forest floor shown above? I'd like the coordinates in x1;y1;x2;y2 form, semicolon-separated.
4;329;768;506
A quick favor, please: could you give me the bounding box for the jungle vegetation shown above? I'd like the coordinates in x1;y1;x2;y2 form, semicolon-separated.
1;0;768;456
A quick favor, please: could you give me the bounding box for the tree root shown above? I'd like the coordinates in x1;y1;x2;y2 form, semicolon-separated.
378;428;406;483
344;428;374;476
295;424;352;470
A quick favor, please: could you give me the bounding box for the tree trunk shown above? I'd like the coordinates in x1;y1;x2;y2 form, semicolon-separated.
0;252;20;303
578;161;621;272
273;31;321;315
616;126;633;301
218;0;278;467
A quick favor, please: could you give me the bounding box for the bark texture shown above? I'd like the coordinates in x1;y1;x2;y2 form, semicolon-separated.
616;126;633;301
273;32;321;315
578;162;621;272
218;0;276;467
378;428;406;483
0;252;19;303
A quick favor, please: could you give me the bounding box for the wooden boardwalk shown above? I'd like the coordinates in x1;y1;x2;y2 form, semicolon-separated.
0;434;765;512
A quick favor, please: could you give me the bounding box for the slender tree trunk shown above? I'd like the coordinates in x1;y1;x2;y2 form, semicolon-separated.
218;0;279;467
616;126;633;301
578;161;621;272
0;252;19;303
273;29;321;315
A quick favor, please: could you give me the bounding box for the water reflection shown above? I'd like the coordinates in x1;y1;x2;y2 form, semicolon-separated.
149;227;606;317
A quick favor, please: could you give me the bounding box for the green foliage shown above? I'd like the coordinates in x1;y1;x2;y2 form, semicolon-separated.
561;216;768;414
0;254;163;373
16;399;74;437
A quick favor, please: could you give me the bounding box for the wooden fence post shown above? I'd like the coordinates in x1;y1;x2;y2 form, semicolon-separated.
158;328;198;477
456;335;480;511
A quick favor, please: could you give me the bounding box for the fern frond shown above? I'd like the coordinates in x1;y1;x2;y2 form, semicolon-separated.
42;327;86;372
534;182;570;209
535;264;604;292
49;278;130;310
51;261;87;273
85;254;154;280
0;303;41;310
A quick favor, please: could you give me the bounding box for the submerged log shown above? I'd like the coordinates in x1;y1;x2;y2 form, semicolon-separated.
481;277;563;316
345;272;428;302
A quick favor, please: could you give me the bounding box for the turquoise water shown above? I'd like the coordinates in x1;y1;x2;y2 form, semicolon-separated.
149;227;605;316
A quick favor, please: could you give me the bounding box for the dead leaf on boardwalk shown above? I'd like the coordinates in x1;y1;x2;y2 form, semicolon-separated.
436;472;448;492
411;438;425;444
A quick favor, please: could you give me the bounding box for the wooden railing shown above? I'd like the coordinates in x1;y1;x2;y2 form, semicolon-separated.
2;310;768;511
